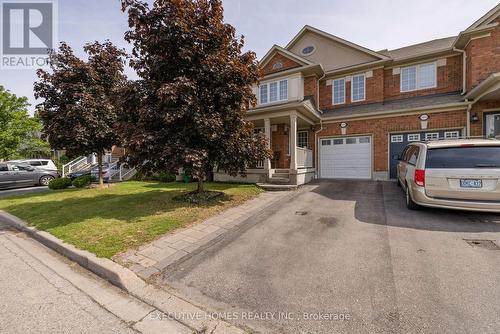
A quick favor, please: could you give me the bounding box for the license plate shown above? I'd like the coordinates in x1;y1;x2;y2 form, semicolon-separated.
460;179;482;188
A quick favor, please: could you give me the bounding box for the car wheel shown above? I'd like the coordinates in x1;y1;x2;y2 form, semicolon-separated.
405;184;419;210
39;175;54;186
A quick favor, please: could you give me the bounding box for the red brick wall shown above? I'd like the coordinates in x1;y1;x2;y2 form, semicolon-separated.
304;76;318;106
384;55;463;100
465;18;500;91
318;110;467;172
262;53;301;76
319;68;384;110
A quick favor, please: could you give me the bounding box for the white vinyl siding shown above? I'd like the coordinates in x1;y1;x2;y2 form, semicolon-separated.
351;74;365;102
332;78;345;105
400;62;437;92
259;79;288;105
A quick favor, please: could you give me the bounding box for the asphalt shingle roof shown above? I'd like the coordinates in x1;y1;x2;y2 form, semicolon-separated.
379;37;456;60
322;92;465;118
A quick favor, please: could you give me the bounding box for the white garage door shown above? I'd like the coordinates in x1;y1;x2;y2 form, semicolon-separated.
320;136;372;179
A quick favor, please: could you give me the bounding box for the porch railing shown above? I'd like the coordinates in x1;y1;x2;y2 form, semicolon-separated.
297;147;313;168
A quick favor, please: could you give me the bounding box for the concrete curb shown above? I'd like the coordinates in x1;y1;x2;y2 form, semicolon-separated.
0;210;246;334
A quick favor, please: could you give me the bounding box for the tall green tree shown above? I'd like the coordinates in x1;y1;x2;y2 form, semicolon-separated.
120;0;271;192
0;86;42;160
34;41;127;187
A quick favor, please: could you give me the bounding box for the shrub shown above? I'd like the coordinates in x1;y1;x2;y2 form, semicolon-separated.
157;171;176;183
48;177;72;190
72;175;96;188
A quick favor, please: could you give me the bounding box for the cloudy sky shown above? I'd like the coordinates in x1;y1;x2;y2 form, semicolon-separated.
1;0;498;112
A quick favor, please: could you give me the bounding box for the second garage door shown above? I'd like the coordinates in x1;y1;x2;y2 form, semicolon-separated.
320;136;372;179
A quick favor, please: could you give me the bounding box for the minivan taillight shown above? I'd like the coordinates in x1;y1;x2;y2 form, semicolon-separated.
415;169;425;187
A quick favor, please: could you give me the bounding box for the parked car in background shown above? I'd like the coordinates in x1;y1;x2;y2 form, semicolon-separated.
0;162;59;189
397;139;500;212
11;159;58;172
91;164;111;183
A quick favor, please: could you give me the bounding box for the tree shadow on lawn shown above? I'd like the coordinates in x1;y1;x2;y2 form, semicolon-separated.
0;187;234;232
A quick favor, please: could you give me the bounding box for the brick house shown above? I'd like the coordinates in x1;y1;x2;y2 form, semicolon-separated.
214;4;500;185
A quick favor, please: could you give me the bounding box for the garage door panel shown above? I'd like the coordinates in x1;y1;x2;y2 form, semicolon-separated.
320;136;372;179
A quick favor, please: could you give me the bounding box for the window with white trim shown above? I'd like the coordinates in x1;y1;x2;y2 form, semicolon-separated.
400;62;437;92
425;132;439;141
408;133;420;142
332;78;345;105
298;131;309;148
259;79;288;104
444;131;459;139
322;139;331;146
351;74;365;102
391;135;403;143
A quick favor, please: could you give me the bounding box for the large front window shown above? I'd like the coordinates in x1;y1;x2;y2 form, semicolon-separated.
298;131;309;148
485;113;500;138
259;79;288;104
351;74;365;102
401;62;436;92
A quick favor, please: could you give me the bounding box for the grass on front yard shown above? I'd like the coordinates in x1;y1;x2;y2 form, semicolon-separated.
0;181;262;258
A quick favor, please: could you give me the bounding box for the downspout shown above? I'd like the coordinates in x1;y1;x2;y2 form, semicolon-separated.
453;47;467;95
314;120;323;179
314;70;326;179
465;100;472;138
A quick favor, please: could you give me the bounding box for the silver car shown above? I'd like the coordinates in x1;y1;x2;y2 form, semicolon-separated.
0;162;58;189
397;139;500;213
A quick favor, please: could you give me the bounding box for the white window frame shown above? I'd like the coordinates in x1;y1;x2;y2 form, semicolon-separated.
351;74;366;102
444;131;459;139
391;135;403;143
332;78;345;105
400;62;437;93
425;132;439;141
298;130;309;148
407;133;421;142
259;79;288;105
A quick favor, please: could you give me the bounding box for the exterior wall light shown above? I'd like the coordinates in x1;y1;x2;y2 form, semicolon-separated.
419;114;429;129
340;122;348;135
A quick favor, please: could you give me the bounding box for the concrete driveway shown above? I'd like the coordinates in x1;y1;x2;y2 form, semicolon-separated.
163;180;500;334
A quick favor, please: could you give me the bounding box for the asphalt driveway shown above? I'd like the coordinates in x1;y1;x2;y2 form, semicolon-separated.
163;180;500;334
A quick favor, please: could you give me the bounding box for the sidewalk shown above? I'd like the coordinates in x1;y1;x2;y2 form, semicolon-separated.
114;190;297;280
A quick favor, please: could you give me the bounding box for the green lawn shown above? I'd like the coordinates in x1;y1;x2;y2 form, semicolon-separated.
0;181;262;258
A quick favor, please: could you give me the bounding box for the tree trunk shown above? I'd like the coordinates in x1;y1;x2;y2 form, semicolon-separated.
197;178;204;193
97;150;104;189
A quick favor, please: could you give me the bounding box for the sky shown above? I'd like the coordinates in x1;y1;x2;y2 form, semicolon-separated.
1;0;499;113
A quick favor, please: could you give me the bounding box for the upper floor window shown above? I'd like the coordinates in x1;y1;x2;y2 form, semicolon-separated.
301;46;315;56
351;74;365;102
401;62;436;92
332;78;345;105
259;79;288;104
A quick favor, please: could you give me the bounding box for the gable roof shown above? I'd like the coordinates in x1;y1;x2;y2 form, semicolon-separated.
285;25;390;61
379;36;456;61
259;44;314;69
465;3;500;31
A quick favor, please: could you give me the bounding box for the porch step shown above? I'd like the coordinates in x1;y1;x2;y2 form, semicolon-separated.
268;178;291;185
256;183;298;191
271;172;290;178
274;169;290;174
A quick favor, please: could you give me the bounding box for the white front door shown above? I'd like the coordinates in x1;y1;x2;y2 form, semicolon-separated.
319;136;372;179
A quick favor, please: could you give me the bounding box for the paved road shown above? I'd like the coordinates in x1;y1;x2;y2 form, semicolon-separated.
0;227;137;334
164;180;500;334
0;186;49;198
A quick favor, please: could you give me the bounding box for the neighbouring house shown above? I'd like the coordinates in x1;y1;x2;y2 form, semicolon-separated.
214;4;500;185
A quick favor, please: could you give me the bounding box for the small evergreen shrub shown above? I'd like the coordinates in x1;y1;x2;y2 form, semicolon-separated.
72;175;96;188
48;177;72;190
157;171;176;183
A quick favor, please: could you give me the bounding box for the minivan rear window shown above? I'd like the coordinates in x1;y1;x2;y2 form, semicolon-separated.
425;146;500;169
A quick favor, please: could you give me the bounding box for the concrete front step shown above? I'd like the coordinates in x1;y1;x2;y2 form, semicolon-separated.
272;172;290;178
274;169;290;174
257;183;298;191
